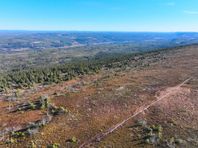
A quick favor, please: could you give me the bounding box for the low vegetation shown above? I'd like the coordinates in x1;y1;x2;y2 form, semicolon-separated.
0;43;197;148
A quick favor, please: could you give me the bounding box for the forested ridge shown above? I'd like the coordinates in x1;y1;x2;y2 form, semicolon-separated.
0;45;186;92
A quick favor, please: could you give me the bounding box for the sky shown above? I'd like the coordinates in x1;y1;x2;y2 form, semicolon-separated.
0;0;198;32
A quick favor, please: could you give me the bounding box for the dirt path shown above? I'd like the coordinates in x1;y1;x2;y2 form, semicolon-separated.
79;77;192;148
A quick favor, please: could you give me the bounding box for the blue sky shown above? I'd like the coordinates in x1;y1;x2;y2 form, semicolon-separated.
0;0;198;31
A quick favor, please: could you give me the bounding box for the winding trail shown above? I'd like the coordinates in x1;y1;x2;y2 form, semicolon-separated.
79;77;192;148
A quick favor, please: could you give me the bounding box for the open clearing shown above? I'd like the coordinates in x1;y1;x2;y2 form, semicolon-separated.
0;45;198;148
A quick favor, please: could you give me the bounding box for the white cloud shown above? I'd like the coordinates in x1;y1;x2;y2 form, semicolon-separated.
184;10;198;15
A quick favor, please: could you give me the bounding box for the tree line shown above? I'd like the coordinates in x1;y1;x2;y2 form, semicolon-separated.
0;52;134;92
0;45;184;92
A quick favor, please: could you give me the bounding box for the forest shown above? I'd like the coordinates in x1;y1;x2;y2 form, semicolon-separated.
0;45;184;92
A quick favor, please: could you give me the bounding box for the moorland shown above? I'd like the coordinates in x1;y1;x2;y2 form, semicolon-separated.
0;32;197;148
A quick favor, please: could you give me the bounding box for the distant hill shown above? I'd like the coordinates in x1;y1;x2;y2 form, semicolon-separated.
0;31;198;52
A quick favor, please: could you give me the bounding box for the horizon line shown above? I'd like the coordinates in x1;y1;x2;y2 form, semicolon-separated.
0;29;198;33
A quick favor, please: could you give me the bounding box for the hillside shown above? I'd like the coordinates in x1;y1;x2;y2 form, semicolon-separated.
0;44;197;148
1;32;198;72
